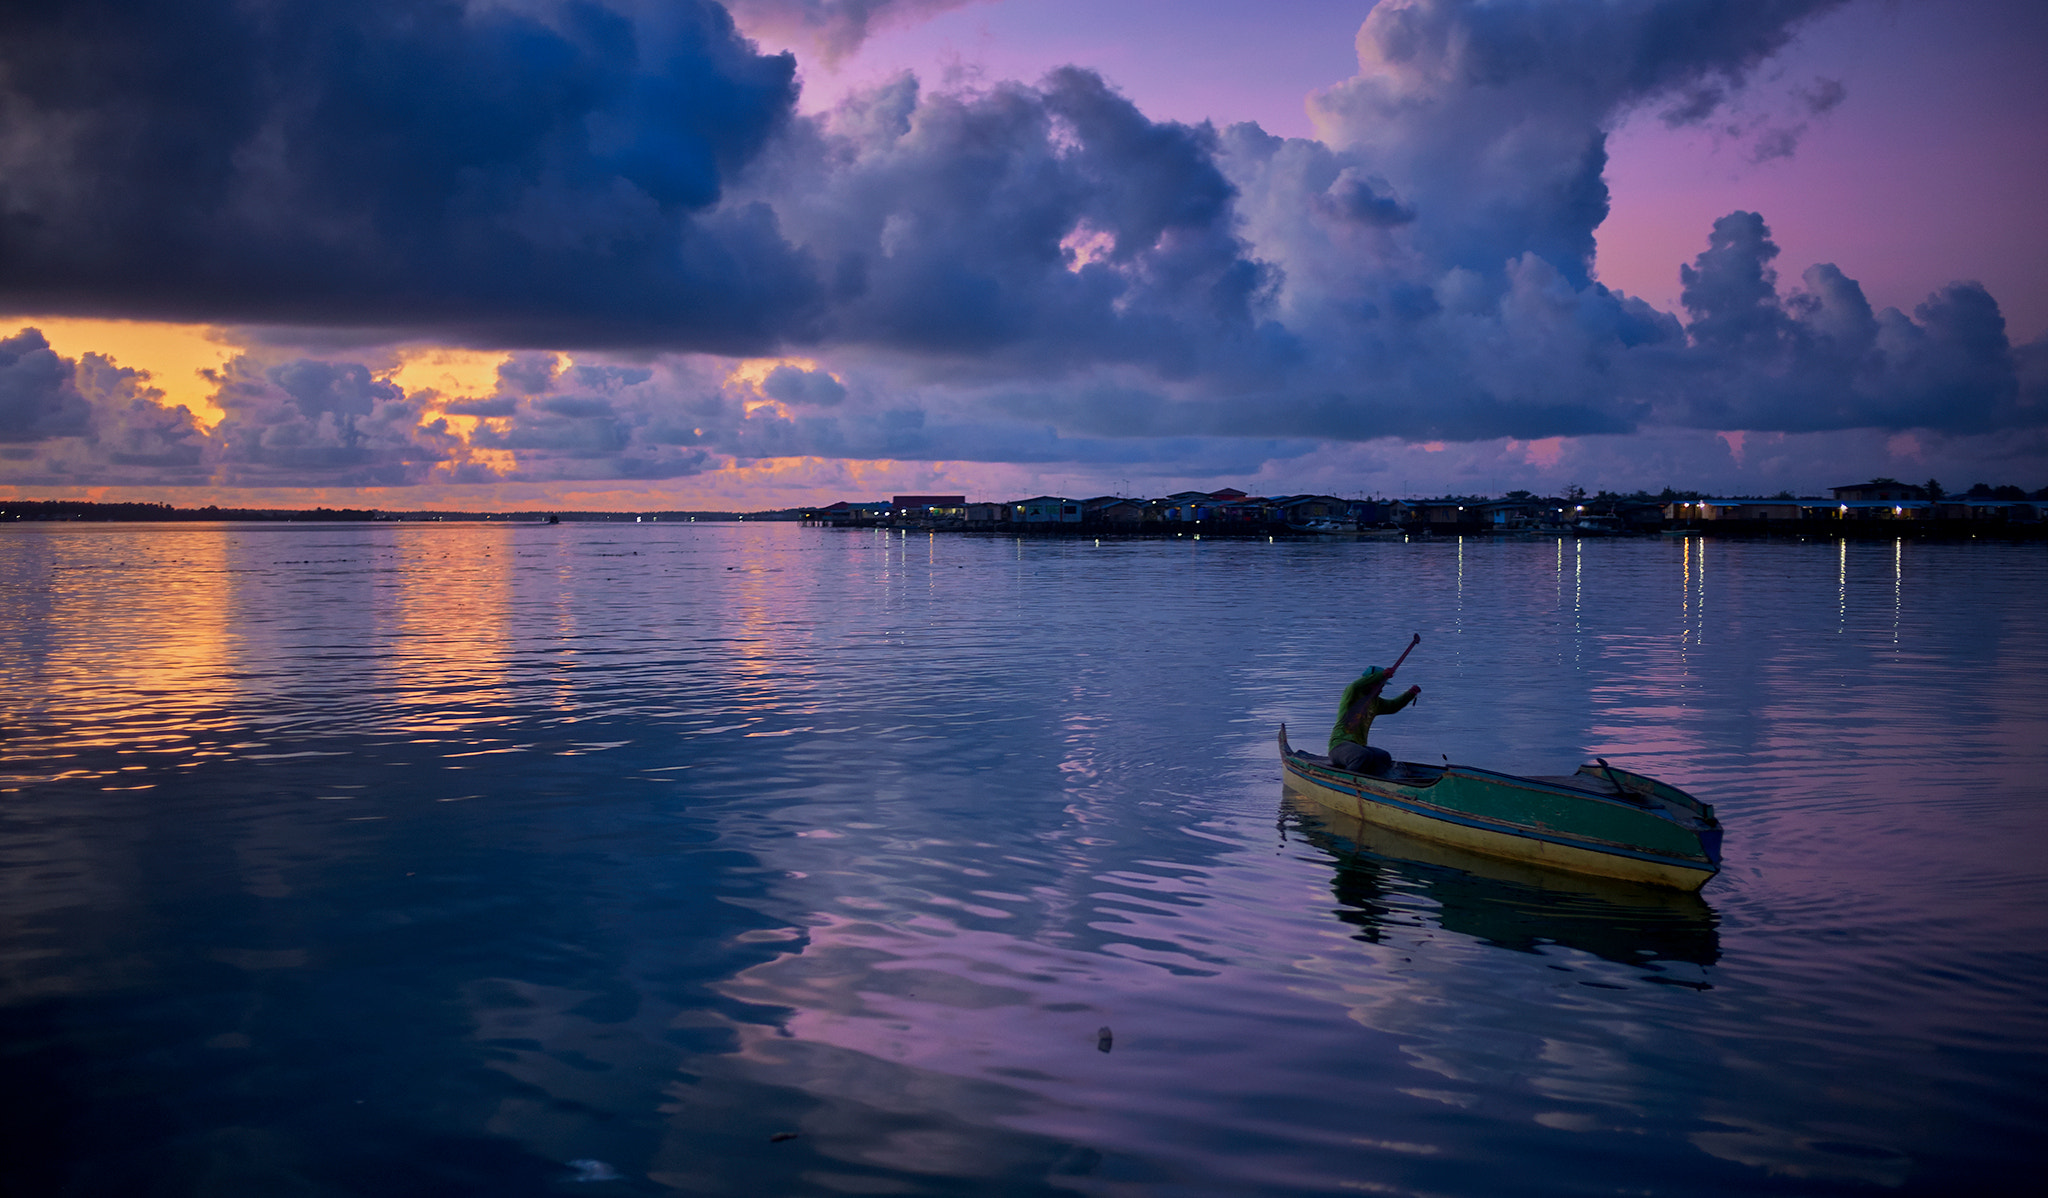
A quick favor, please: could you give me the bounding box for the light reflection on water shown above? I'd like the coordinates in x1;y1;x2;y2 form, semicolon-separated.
2;522;2045;1195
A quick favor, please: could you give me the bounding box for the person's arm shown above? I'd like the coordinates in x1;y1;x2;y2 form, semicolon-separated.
1371;685;1421;715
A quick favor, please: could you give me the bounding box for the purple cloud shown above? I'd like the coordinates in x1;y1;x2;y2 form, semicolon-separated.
0;328;212;485
204;356;458;486
0;329;94;443
0;0;2039;495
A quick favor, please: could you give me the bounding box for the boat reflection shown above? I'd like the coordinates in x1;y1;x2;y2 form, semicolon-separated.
1282;785;1719;971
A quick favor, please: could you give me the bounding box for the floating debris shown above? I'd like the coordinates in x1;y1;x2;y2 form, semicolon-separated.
1097;1026;1114;1053
769;1132;800;1143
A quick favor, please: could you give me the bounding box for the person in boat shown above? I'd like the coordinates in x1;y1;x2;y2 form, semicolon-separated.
1328;665;1421;775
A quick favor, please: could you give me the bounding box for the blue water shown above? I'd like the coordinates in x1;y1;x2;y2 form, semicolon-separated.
3;523;2044;1195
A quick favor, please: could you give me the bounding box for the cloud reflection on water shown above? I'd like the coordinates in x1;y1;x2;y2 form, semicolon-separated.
4;524;2045;1194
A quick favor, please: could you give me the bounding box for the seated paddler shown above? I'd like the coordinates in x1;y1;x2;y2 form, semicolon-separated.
1329;665;1421;775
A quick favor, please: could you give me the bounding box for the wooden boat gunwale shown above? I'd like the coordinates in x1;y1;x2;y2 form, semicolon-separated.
1279;724;1721;890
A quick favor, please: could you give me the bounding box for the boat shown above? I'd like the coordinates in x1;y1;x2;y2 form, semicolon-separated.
1277;725;1722;890
1570;514;1626;536
1280;789;1720;968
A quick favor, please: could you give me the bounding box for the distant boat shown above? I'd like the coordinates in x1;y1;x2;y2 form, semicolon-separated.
1278;726;1722;890
1289;518;1357;535
1570;514;1626;536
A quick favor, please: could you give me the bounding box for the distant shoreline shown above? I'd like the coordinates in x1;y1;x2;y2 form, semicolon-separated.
920;523;2048;544
0;500;799;524
5;501;2044;543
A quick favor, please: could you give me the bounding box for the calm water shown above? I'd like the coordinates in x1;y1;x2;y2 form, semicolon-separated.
3;522;2044;1196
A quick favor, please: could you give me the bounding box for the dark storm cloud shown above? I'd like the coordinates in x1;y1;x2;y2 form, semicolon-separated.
0;1;1283;371
3;0;2039;491
0;0;812;350
738;66;1287;381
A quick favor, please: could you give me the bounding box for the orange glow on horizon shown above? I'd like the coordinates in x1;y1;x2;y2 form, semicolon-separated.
0;319;1012;510
724;356;820;392
383;347;517;400
2;314;236;428
2;454;989;513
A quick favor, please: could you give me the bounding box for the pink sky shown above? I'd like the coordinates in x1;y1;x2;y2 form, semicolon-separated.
782;0;2048;340
4;0;2045;509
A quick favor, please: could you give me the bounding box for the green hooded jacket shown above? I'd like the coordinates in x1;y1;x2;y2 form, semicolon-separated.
1328;667;1417;753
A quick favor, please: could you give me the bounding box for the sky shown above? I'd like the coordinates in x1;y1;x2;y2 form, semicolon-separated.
3;0;2045;510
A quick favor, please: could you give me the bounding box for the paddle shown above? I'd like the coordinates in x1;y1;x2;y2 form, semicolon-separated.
1385;633;1421;680
1383;633;1423;714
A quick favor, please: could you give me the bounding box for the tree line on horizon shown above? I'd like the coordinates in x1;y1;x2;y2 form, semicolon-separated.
0;500;378;522
0;500;795;522
6;479;2047;525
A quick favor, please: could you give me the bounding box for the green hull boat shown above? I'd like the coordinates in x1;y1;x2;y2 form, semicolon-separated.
1281;789;1721;966
1279;725;1723;891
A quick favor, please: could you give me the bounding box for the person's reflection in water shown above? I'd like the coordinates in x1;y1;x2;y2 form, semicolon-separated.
1282;789;1720;972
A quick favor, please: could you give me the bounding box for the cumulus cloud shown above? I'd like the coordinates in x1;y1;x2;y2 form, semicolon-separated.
450;351;714;480
203;357;461;486
0;329;94;443
2;0;2040;495
761;364;848;406
1306;0;1850;283
728;65;1285;385
0;328;212;485
724;1;978;63
1654;212;2027;434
